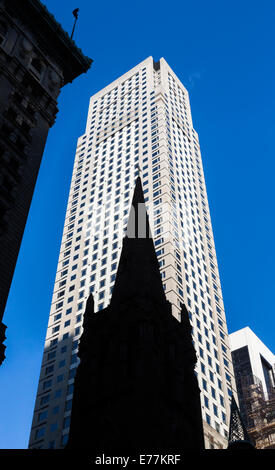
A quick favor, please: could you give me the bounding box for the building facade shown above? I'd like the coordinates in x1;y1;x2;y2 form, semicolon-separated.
229;327;275;448
0;0;92;364
29;57;235;449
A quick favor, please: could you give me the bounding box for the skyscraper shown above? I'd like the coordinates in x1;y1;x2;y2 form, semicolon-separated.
29;57;235;449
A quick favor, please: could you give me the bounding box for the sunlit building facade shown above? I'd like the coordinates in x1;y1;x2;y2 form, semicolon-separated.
29;57;235;449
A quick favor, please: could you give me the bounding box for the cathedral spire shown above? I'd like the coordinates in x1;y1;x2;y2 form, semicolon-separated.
66;176;205;452
227;394;254;449
110;177;166;309
125;176;151;239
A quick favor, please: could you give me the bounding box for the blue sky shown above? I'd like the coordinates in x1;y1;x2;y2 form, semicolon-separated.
0;0;274;449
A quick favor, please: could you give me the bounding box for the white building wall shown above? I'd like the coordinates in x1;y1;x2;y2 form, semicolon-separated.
229;327;275;397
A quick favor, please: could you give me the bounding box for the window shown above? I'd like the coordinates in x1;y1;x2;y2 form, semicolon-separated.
65;400;72;411
62;435;69;447
63;416;71;429
47;351;56;360
0;21;7;45
40;395;50;406
38;410;48;422
67;383;74;395
43;379;52;390
205;414;211;426
50;422;58;432
45;365;54;375
30;57;44;78
202;379;207;391
35;428;45;439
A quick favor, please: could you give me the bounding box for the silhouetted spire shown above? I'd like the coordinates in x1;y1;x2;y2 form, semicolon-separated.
125;176;151;238
110;177;166;309
227;394;254;449
67;176;205;452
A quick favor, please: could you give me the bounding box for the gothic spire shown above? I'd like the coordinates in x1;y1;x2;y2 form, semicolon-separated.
66;177;206;451
227;394;254;449
110;177;166;309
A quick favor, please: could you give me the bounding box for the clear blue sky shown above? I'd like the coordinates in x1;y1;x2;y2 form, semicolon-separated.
0;0;274;449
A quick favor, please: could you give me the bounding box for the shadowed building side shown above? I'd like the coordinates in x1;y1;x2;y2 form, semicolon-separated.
0;0;92;364
66;177;205;453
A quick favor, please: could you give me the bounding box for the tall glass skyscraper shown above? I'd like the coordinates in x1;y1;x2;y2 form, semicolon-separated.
29;57;236;449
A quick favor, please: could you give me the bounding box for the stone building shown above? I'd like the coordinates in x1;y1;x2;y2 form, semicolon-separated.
0;0;92;364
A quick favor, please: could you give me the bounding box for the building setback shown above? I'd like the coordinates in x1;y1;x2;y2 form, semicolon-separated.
29;57;235;449
0;0;92;364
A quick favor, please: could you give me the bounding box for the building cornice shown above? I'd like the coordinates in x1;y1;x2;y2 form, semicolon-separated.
2;0;92;85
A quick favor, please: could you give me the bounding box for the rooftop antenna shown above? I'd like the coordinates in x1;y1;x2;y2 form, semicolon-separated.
71;8;79;40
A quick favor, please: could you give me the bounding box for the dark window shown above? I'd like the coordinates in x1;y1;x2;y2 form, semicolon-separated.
30;57;43;75
0;21;7;44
